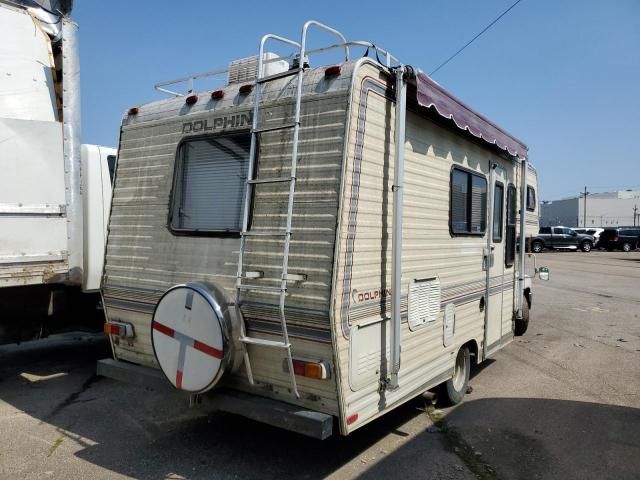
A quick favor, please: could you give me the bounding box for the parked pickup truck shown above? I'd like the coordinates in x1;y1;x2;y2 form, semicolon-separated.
532;227;595;253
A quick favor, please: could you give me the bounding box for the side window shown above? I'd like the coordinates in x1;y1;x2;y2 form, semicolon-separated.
492;183;504;242
107;155;116;183
505;185;517;267
450;167;487;235
553;227;564;235
526;186;536;212
539;227;551;234
169;133;250;233
564;228;576;236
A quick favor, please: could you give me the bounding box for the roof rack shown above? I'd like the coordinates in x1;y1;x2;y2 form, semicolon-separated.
153;23;400;98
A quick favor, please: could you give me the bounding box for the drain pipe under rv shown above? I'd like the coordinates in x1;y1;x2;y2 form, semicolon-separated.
517;157;528;318
390;65;409;390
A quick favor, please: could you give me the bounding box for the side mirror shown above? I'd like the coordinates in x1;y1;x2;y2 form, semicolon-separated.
538;266;550;281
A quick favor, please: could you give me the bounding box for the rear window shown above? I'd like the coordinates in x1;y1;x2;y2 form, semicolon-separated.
539;227;551;234
169;133;250;234
601;229;619;238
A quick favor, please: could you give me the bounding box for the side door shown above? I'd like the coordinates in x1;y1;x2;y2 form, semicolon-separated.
564;228;578;247
552;227;565;247
485;163;507;356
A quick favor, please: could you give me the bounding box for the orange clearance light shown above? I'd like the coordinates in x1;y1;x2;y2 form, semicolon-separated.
324;65;341;77
346;413;359;425
128;107;139;115
211;89;224;100
239;84;253;95
185;95;198;105
304;363;324;379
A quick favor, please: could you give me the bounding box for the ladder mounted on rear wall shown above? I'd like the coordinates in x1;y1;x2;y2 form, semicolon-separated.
234;21;349;398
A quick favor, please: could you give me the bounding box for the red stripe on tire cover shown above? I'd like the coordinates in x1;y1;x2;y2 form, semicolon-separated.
193;340;223;359
176;370;183;389
152;320;175;338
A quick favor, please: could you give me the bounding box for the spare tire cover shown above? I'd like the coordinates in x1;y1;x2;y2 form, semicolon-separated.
152;283;227;393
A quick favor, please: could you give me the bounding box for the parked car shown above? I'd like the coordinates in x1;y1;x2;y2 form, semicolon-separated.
574;227;604;247
532;227;595;253
598;227;640;252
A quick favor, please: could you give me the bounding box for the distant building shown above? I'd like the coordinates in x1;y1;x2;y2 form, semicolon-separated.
540;190;640;228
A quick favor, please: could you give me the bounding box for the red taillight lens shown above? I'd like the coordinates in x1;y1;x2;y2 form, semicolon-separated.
612;236;619;241
292;360;306;376
239;84;253;94
128;107;139;115
211;89;224;99
346;413;359;425
324;65;341;77
185;95;198;105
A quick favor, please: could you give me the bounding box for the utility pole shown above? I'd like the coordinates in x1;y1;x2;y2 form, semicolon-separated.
582;186;588;227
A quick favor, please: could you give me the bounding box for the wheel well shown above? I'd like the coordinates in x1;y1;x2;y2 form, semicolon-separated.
462;340;479;366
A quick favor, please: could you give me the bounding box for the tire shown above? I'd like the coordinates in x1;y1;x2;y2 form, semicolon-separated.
514;297;530;336
622;242;632;252
581;241;592;252
531;241;543;253
439;347;470;406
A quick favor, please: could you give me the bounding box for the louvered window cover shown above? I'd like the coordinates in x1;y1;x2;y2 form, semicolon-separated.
170;133;250;233
408;277;441;330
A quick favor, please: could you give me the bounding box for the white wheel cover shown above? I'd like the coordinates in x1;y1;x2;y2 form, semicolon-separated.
152;285;225;393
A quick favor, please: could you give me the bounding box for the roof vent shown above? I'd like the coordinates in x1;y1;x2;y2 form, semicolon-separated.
226;53;289;85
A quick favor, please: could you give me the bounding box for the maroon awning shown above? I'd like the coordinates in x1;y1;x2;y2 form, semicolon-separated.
414;71;528;159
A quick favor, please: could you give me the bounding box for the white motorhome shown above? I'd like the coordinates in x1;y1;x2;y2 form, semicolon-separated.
0;0;116;343
98;21;548;439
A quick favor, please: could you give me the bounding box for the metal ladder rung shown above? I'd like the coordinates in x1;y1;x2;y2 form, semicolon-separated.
256;67;302;84
247;177;293;185
240;337;290;348
253;122;297;134
237;284;286;293
241;230;290;237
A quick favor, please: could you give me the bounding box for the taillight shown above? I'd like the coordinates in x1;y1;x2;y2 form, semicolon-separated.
612;236;619;241
104;322;134;338
287;359;329;379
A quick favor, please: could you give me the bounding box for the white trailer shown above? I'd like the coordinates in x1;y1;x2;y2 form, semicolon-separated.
0;0;115;343
98;21;549;438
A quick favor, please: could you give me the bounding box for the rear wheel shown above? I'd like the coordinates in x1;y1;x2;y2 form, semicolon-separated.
514;297;530;336
532;241;543;253
622;242;632;252
581;240;592;252
439;347;470;406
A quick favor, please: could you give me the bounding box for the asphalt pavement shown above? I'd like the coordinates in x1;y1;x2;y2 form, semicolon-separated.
0;251;638;479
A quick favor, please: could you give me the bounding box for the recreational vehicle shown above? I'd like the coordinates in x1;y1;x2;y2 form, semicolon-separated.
0;0;116;343
98;21;548;438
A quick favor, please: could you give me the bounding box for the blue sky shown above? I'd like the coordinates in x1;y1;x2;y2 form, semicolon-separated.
74;0;640;200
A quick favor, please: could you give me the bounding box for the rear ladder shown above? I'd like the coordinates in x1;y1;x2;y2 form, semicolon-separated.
234;22;349;398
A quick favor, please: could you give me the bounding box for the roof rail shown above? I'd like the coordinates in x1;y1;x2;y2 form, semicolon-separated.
153;20;400;97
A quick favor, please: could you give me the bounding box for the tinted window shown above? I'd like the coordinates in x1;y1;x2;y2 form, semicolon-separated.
505;185;517;267
493;183;504;242
526;186;536;211
450;168;487;235
107;155;116;183
553;227;564;234
170;133;250;233
539;227;551;234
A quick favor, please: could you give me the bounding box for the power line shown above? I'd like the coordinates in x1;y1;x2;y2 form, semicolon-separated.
430;0;526;76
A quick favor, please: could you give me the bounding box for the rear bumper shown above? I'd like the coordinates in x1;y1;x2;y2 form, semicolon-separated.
96;358;334;439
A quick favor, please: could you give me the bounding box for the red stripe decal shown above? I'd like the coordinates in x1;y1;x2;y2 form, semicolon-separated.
152;320;175;338
193;340;223;359
176;370;183;389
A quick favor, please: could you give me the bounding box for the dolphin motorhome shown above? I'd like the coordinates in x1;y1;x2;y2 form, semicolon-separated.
98;21;547;439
